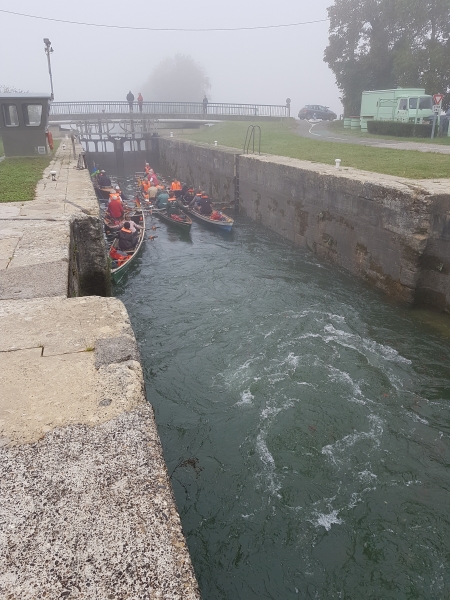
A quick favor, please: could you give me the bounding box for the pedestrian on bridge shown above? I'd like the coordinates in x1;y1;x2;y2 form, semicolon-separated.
202;95;208;116
138;93;143;113
126;91;135;112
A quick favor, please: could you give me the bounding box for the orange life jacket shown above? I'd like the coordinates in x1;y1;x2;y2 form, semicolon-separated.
171;181;181;191
110;247;130;266
121;227;132;233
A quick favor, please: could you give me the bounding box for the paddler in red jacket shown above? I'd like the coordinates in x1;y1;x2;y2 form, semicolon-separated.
107;194;125;220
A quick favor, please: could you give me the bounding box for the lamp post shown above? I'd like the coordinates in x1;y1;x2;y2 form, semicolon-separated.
43;38;54;100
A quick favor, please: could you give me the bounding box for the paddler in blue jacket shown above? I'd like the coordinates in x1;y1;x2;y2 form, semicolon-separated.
155;188;169;209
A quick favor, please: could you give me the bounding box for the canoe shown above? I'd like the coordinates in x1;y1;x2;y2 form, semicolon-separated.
178;201;234;232
104;215;123;235
109;210;145;284
95;185;115;200
153;207;192;232
103;207;138;235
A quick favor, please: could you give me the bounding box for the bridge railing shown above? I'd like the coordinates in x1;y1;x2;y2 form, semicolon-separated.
50;101;289;118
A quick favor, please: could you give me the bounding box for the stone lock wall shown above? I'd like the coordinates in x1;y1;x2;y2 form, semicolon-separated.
159;138;450;312
158;138;237;205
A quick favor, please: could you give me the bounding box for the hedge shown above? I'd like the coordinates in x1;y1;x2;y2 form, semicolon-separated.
367;120;432;138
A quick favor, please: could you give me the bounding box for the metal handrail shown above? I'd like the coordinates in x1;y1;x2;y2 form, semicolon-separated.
50;101;289;118
243;125;261;154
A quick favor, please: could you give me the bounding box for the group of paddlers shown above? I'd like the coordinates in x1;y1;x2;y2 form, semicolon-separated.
99;177;144;253
102;160;228;252
138;162;218;217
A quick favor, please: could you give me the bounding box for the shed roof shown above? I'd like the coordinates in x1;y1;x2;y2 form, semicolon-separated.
0;93;51;99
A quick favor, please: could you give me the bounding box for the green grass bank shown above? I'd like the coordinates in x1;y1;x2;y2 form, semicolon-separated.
0;142;59;202
180;121;450;179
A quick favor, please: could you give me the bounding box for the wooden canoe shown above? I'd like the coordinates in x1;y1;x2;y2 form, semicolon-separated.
109;210;145;284
153;207;192;232
178;201;234;232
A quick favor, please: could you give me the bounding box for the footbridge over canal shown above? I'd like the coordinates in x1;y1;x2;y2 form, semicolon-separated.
49;100;290;123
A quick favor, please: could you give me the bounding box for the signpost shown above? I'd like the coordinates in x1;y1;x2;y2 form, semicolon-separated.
431;94;444;139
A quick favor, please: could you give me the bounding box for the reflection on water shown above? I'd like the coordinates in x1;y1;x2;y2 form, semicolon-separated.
116;176;450;600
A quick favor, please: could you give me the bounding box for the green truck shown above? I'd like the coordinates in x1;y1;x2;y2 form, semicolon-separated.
353;88;434;131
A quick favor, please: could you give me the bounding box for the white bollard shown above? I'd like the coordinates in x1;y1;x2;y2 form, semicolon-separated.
170;132;174;138
335;159;341;168
50;170;57;181
214;141;218;146
62;144;66;150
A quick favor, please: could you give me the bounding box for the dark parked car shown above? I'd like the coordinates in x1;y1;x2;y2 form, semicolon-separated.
298;105;337;120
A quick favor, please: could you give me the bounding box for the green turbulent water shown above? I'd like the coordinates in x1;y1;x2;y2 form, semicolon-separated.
116;200;450;599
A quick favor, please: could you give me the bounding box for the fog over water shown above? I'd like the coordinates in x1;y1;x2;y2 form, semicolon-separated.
0;0;341;116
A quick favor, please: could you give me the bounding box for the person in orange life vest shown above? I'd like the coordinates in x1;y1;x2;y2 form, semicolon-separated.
137;93;143;113
114;185;128;202
170;179;182;199
198;193;213;215
117;222;138;251
142;179;150;194
166;191;179;217
107;194;125;219
189;190;202;209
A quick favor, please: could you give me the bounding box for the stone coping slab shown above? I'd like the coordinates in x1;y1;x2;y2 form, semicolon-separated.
0;296;140;444
0;295;201;599
0;407;201;600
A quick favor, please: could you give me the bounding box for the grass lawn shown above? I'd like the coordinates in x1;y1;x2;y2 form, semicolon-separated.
179;121;450;179
0;142;59;202
328;120;450;145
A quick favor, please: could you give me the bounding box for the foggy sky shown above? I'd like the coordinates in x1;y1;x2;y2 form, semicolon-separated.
0;0;342;116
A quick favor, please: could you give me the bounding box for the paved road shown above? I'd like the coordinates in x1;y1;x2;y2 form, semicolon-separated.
295;119;450;154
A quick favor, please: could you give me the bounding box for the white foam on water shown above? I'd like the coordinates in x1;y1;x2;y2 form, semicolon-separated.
286;352;300;367
236;389;254;406
323;324;411;365
255;432;281;498
267;374;288;385
322;414;384;464
327;366;367;405
220;355;263;389
407;411;429;425
285;309;347;324
358;470;378;483
347;492;363;509
310;509;343;531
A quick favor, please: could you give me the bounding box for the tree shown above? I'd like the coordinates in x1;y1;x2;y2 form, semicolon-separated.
0;85;27;93
324;0;450;114
141;55;211;102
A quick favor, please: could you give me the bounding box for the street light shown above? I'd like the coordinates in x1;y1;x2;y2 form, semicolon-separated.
43;38;54;101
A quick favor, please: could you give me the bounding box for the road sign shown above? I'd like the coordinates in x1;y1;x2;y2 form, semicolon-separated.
433;105;441;114
433;94;444;105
